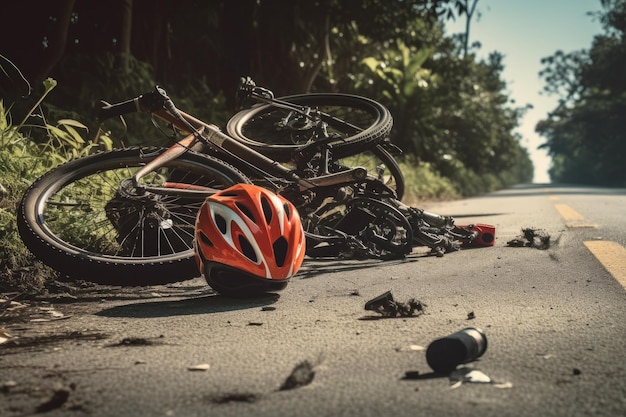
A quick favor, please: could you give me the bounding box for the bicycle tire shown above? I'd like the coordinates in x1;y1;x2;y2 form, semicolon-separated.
17;147;251;286
226;93;393;160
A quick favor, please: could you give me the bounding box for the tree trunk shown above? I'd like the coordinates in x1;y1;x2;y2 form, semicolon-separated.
463;0;479;57
118;0;133;74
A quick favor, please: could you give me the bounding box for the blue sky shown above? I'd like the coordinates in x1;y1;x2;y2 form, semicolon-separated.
445;0;605;183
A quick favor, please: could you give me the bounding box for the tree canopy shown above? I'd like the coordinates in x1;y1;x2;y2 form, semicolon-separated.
0;0;534;196
537;0;626;186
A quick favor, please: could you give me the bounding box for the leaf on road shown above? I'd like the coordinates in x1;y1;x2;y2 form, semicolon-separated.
30;309;71;322
449;367;512;389
0;329;12;345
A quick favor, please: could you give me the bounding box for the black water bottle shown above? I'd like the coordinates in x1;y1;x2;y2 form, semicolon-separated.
426;327;488;373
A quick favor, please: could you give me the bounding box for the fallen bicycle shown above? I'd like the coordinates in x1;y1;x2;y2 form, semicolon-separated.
17;79;495;287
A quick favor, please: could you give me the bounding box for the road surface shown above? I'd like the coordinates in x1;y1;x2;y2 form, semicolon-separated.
1;183;625;417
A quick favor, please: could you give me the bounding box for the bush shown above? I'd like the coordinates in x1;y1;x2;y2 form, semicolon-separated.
399;158;460;203
0;80;111;294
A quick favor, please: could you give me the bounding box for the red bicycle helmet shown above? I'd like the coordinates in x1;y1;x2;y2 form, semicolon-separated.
194;184;305;297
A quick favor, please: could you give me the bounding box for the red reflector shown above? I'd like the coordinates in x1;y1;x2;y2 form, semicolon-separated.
460;224;496;247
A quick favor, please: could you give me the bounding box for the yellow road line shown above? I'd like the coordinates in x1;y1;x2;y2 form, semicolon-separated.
584;241;626;290
554;204;584;220
548;196;559;201
553;203;598;228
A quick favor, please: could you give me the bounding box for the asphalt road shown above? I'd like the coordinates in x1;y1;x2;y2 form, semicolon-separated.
1;183;625;417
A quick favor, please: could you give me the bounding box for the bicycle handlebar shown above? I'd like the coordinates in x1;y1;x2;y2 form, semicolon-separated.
99;86;172;119
99;97;140;119
235;76;275;109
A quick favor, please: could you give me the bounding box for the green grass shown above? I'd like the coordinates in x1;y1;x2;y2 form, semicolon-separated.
0;83;112;294
0;111;57;293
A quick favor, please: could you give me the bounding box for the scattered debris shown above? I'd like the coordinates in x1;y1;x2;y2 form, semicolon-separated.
573;368;582;376
395;344;426;352
1;380;18;393
449;367;512;389
0;329;12;345
248;322;264;326
261;306;276;311
0;297;26;313
466;311;475;320
539;353;556;360
426;328;488;373
0;299;72;325
207;392;260;404
279;360;316;391
0;331;108;352
364;291;425;318
188;363;211;371
35;385;74;413
107;336;162;347
30;306;70;322
507;228;552;250
403;370;421;379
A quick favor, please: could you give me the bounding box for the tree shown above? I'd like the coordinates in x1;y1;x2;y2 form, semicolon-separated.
357;20;532;194
457;0;480;57
537;0;626;185
0;0;533;195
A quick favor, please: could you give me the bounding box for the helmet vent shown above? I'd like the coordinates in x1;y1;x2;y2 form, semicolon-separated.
261;196;273;224
272;236;288;267
283;203;292;220
235;202;256;223
198;231;213;247
214;213;227;234
238;235;258;262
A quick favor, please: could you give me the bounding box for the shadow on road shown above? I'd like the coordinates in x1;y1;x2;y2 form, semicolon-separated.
297;255;423;280
96;292;279;318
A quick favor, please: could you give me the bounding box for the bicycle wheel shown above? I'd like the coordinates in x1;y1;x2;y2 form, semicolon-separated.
226;93;393;160
18;147;250;286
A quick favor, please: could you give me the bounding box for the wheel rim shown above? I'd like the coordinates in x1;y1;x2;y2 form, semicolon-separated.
34;153;241;261
228;94;391;151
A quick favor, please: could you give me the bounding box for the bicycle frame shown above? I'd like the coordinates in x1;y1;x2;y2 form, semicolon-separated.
112;89;369;197
100;85;481;259
16;82;487;287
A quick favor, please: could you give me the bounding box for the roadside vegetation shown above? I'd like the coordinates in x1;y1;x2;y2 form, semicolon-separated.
2;0;621;294
0;79;112;293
